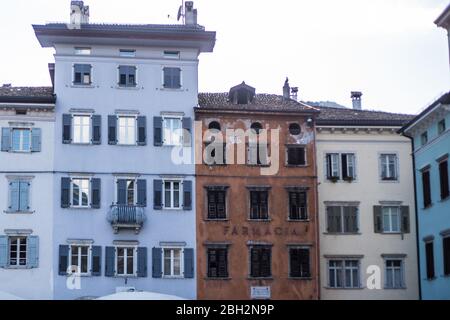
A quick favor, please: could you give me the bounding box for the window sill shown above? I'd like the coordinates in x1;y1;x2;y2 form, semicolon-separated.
162;276;185;280
115;144;139;147
247;277;274;281
3;266;32;270
69;143;94;146
247;164;271;168
422;204;433;210
71;84;95;89
114;275;138;278
6;150;33;154
4;210;34;214
285;164;309;168
323;286;364;290
115;85;141;90
205;277;231;281
204;219;229;222
68;206;93;210
65;273;93;278
380;179;399;183
380;232;403;235
247;219;272;223
323;232;362;236
289;277;313;280
159;87;185;92
384;287;407;290
287;219;310;223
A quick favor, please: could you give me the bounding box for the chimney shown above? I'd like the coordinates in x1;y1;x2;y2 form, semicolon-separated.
70;1;90;27
290;87;299;101
351;91;363;110
283;78;290;100
185;1;198;25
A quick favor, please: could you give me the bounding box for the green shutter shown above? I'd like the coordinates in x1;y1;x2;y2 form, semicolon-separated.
19;181;30;211
9;181;20;211
137;116;147;146
108;115;117;145
182;117;191;147
137;179;147;207
62;114;72;144
91;115;102;145
61;177;71;208
91;178;101;209
183;180;192;210
117;180;127;205
153;117;163;146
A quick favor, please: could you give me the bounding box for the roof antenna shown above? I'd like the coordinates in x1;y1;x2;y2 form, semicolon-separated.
177;0;185;24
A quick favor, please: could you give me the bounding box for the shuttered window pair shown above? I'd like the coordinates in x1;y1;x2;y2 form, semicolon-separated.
118;66;137;87
73;64;92;85
8;180;30;212
207;247;228;278
116;179;147;207
380;154;398;181
326;153;356;180
59;245;101;276
152;247;194;279
107;115;146;146
163;67;181;89
326;206;358;233
289;247;311;278
153;117;191;147
62;114;101;145
1;128;41;153
105;246;147;277
61;177;101;209
153;180;192;211
373;206;410;234
0;235;39;269
250;246;272;278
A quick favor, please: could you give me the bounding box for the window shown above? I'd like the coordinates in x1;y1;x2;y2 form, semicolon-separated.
250;190;269;220
380;154;398;181
421;132;428;146
116;247;136;276
289;247;310;278
287;146;306;166
73;64;91;85
118;66;137;87
74;47;91;55
385;259;404;289
119;49;136;57
439;159;449;200
164;181;181;209
163;248;182;277
8;237;27;266
289;123;301;135
208;121;221;132
11;128;31;152
70;245;90;275
250;122;263;134
422;169;432;208
326;153;340;179
438;119;446;135
163;117;182;146
326;153;356;180
341;154;355;180
288;191;307;220
207;247;228;278
250;246;271;278
382;207;401;233
425;241;435;280
118;116;136;145
8;180;30;212
163;67;181;89
71;178;90;208
72;115;91;144
164;50;180;59
116;179;136;205
326;206;359;233
207;190;226;219
328;259;360;288
444;237;450;276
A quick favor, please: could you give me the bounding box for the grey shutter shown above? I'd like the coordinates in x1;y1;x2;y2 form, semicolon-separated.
401;206;410;234
183;180;192;210
117;180;127;205
153;117;163;146
137;116;147;146
137;247;148;277
105;247;115;277
27;236;39;268
1;128;11;152
153;180;163;210
0;236;7;268
62;114;72;144
91;246;102;276
184;248;194;278
31;128;42;152
374;206;383;233
108;115;117;145
163;67;171;88
58;245;69;275
137;179;147;207
91;178;101;209
182;117;192;147
152;247;162;278
91;115;101;145
61;177;71;208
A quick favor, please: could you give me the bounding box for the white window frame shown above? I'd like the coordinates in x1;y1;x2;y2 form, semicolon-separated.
379;153;399;182
70;177;91;208
162;247;184;278
115;246;137;277
115;177;138;206
328;259;361;289
69;244;92;276
327;153;340;178
72;114;92;144
384;258;405;289
10;128;32;153
8;236;27;267
162;180;183;210
162;116;183;146
382;206;401;233
117;115;137;146
343;153;356;179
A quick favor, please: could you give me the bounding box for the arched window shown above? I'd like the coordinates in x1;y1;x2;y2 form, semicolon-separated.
208;121;221;131
250;122;263;135
289;123;301;135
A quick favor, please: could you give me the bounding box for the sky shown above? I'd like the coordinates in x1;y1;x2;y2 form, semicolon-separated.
0;0;449;114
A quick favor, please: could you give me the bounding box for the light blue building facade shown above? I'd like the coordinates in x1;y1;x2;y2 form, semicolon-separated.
31;1;215;299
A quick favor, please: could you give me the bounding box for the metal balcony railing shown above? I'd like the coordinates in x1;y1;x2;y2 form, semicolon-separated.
107;205;146;234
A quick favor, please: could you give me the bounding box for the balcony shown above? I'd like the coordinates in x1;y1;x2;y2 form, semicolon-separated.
107;205;147;234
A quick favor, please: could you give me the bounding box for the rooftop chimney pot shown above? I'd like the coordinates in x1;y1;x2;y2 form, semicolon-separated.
185;1;198;25
70;1;90;28
351;91;363;110
283;78;290;100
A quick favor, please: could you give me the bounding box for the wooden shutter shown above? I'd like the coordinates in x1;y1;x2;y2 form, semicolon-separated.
184;248;194;278
343;207;358;233
31;128;42;152
401;206;410;234
137;179;147;207
153;117;163;146
1;128;11;152
250;191;259;219
107;115;117;145
91;178;101;209
207;249;217;277
439;160;449;199
137;247;148;278
9;181;20;211
137;116;147;146
91;246;102;276
27;236;39;268
326;154;332;178
116;179;127;205
58;245;69;275
152;247;162;278
183;180;192;210
182;117;191;147
217;191;226;219
19;181;30;211
425;242;435;279
62;114;72;144
153;180;163;210
373;206;383;233
105;247;115;277
422;170;432;207
61;177;71;208
91;115;101;145
0;236;8;268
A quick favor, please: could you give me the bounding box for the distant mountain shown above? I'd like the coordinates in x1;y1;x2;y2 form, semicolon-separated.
305;101;348;109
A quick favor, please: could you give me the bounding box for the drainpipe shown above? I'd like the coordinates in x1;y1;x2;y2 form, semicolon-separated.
312;117;321;300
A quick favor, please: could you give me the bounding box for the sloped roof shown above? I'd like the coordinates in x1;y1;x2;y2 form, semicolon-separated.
197;93;318;114
0;86;56;104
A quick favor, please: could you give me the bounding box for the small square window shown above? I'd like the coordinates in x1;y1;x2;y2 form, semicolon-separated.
163;67;181;89
73;64;92;85
438;119;446;135
287;146;306;166
74;47;91;55
421;132;428;146
119;49;136;57
118;66;137;87
164;51;180;59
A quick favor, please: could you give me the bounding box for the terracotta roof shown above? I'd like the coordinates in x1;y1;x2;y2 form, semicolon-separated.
316;106;414;126
37;23;207;32
0;86;56;104
197;93;318;113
